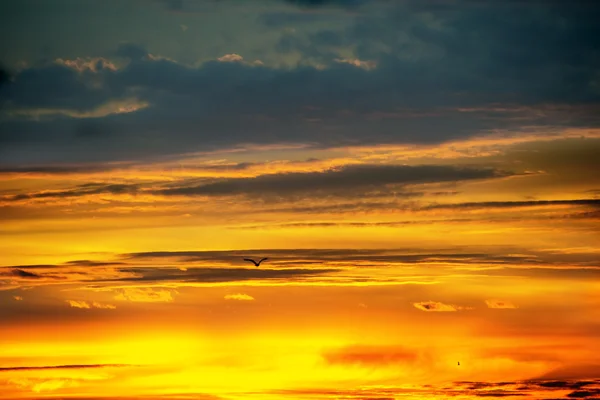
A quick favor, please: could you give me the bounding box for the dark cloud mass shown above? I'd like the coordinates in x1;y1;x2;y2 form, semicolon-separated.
423;199;600;211
3;183;139;202
0;0;599;164
9;269;42;279
156;164;506;197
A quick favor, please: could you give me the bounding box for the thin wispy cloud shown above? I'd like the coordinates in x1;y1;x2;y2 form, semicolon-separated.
66;300;116;309
224;293;255;301
0;364;131;372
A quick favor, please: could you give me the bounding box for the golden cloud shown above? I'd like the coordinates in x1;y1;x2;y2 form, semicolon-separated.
66;300;116;309
224;293;255;301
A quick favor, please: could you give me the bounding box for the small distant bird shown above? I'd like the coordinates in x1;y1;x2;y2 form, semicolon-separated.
244;257;268;267
458;362;460;366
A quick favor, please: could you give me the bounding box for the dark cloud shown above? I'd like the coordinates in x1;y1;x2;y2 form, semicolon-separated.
0;364;130;372
109;266;339;284
114;42;149;61
3;183;140;202
2;264;56;270
155;164;506;197
123;249;540;266
1;268;66;281
423;199;600;211
535;381;596;390
64;260;127;267
3;0;600;166
566;389;600;398
0;64;11;89
8;269;42;279
0;164;497;203
0;164;117;175
479;267;600;280
267;379;599;399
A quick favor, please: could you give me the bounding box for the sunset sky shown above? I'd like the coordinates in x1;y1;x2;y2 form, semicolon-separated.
1;0;599;399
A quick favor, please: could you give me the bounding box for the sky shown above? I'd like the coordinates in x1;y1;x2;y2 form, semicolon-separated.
0;0;599;399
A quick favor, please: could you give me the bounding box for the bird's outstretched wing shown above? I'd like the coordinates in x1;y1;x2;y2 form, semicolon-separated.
258;257;269;265
243;258;258;266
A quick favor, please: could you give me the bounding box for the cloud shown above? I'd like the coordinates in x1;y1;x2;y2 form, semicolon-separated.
0;364;130;372
217;54;244;63
123;249;557;267
66;300;116;309
3;0;600;167
110;266;339;284
66;300;90;309
0;64;11;88
0;164;119;175
423;199;600;211
2;183;139;202
9;269;42;279
13;295;23;301
224;293;255;301
485;299;518;309
567;390;600;398
155;164;507;198
412;301;470;312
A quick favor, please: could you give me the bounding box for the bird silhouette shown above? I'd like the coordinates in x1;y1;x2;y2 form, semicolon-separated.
244;257;268;267
458;362;460;366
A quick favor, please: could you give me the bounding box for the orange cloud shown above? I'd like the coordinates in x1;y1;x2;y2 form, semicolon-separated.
412;301;470;312
224;293;254;301
485;299;519;309
13;295;23;301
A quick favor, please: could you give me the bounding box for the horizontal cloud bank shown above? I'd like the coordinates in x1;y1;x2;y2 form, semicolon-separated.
156;164;506;197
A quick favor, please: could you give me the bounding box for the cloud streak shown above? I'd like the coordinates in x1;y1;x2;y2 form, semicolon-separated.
66;300;116;309
155;164;508;197
0;364;131;372
413;301;470;312
224;293;255;301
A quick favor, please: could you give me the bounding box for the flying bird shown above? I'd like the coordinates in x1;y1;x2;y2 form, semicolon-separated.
458;362;460;366
244;257;268;267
